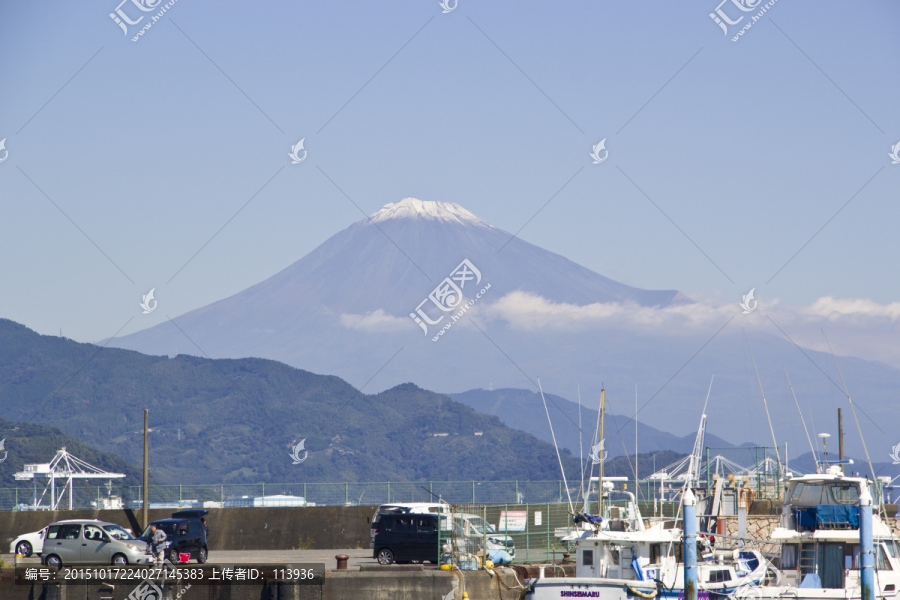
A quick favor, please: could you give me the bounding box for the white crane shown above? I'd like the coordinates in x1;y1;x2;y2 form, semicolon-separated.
14;447;126;510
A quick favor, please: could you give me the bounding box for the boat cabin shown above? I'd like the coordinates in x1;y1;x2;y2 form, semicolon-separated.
773;472;900;590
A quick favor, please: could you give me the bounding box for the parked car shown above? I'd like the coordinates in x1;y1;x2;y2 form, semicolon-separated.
40;520;152;568
372;512;446;565
140;513;208;564
370;503;451;549
10;519;131;558
10;527;45;557
453;513;516;558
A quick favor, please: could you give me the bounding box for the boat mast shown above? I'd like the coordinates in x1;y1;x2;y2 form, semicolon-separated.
743;330;783;482
784;367;819;470
598;388;605;516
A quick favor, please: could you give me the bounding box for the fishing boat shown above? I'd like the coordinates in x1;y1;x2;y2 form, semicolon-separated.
743;468;900;600
526;383;768;600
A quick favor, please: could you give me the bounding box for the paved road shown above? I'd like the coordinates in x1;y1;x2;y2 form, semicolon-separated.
2;549;377;570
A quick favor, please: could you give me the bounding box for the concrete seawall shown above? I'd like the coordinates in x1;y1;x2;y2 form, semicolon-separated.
0;566;527;599
1;505;373;552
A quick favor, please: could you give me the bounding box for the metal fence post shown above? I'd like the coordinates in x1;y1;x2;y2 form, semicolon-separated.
756;447;760;498
706;447;710;493
472;481;475;504
515;481;518;504
220;485;224;504
345;482;349;505
546;502;550;563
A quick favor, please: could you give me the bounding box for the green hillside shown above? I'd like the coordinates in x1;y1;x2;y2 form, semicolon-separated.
0;319;581;485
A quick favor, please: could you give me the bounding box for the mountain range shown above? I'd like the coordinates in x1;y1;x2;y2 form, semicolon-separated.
0;319;590;485
448;388;735;460
100;198;900;463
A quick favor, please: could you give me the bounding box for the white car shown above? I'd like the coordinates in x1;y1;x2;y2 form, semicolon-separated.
454;513;516;558
10;519;125;557
10;526;47;557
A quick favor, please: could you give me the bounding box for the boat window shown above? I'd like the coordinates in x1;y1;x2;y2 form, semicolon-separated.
849;544;860;569
883;541;900;558
781;544;798;570
650;544;661;564
583;550;594;567
609;549;620;566
827;484;859;505
878;545;893;571
790;483;805;503
794;484;825;506
707;570;731;583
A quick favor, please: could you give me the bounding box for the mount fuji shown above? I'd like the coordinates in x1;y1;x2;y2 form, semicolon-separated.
109;199;900;455
110;198;685;363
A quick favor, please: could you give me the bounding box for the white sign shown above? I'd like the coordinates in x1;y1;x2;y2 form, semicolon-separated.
534;511;542;526
499;510;526;531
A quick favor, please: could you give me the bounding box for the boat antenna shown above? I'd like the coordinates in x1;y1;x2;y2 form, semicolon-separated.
538;378;575;515
743;329;783;478
822;331;876;481
783;367;819;470
684;375;714;489
578;385;585;506
584;387;604;513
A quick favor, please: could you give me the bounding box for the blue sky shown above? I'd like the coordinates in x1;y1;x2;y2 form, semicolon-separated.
1;0;898;345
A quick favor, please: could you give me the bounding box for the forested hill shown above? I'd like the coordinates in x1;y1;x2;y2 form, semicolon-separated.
0;318;580;485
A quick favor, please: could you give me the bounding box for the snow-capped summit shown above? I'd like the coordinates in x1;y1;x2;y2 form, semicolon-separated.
368;198;492;228
110;196;685;384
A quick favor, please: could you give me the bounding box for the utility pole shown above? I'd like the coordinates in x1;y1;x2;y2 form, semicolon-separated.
838;408;844;473
143;409;149;531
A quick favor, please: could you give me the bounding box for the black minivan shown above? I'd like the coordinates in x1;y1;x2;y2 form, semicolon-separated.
372;513;443;565
140;512;208;564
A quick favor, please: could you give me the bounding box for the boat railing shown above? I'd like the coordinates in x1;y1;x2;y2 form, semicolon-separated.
703;532;783;559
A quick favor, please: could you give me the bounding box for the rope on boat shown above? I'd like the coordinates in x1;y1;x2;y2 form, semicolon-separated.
627;586;658;598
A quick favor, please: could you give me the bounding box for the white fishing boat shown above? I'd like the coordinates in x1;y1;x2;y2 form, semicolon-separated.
527;382;768;600
744;468;900;600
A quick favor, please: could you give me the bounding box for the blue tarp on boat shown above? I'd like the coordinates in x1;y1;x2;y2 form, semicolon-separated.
816;504;859;528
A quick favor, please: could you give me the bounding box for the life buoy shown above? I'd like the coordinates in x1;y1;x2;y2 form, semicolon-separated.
627;586;658;598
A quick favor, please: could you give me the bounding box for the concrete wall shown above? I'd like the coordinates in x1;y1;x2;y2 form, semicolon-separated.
0;567;527;600
1;505;374;552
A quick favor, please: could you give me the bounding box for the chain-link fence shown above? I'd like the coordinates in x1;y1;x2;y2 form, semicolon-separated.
436;503;576;565
0;480;580;511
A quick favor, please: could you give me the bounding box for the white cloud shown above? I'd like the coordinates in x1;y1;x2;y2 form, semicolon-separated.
477;291;900;369
338;310;410;333
480;291;735;332
803;297;900;321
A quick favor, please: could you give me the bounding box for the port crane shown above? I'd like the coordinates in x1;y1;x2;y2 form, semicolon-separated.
14;447;126;510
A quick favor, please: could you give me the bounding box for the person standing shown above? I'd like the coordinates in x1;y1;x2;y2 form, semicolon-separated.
149;525;167;567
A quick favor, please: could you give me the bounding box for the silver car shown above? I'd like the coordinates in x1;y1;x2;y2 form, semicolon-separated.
40;520;154;567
